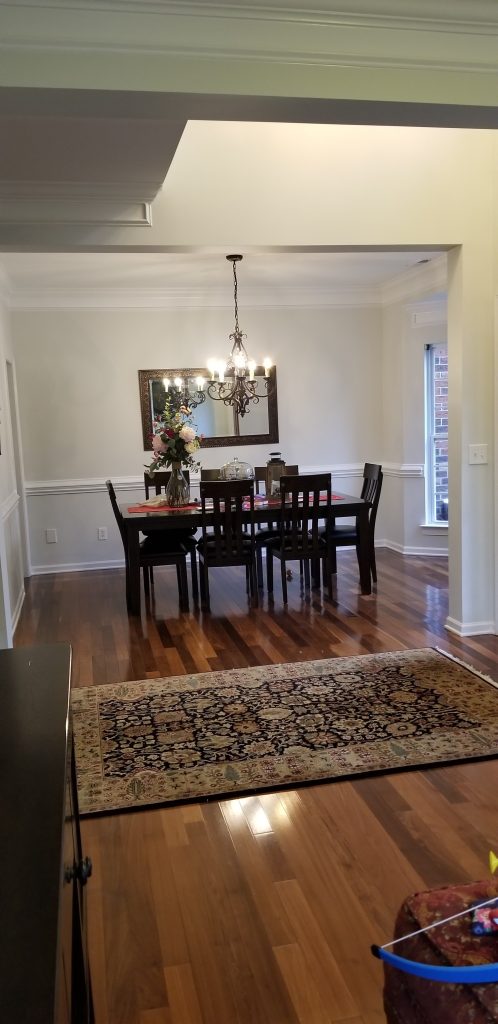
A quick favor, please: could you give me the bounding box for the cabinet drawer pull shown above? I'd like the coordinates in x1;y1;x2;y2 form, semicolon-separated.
64;856;93;885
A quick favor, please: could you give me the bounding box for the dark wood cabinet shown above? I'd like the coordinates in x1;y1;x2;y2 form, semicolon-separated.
0;643;93;1024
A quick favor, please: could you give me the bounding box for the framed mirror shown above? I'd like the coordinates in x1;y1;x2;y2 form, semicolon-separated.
139;367;279;449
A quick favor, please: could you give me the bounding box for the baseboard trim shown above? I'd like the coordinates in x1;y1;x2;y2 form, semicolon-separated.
445;616;496;637
383;540;448;557
31;558;126;575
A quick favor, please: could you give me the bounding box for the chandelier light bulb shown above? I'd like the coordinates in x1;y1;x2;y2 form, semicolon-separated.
263;357;273;377
233;351;246;370
174;377;183;390
207;359;217;379
162;377;170;392
196;376;205;390
248;360;256;380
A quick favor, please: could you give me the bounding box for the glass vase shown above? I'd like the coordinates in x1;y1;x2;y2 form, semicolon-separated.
165;463;190;507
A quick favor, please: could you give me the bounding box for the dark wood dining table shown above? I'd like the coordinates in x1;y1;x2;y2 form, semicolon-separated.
120;490;372;615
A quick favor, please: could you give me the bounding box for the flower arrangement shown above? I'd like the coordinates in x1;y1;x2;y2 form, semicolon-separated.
146;392;202;475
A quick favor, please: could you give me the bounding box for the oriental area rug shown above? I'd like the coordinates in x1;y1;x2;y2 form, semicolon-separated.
72;647;498;815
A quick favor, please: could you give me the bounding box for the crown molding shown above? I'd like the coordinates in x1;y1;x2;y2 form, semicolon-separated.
6;284;382;310
4;1;498;33
0;198;152;228
0;180;160;202
0;2;497;76
381;254;447;306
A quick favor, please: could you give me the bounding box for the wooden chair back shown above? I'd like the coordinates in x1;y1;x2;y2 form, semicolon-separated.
360;463;383;531
279;473;332;557
199;480;255;562
106;479;127;550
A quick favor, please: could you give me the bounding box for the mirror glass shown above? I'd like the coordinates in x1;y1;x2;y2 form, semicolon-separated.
139;367;279;449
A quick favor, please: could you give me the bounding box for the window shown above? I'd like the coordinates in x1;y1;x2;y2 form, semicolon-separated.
425;343;448;523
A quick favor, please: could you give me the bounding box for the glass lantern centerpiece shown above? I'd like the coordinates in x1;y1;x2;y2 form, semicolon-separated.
220;457;255;481
265;452;286;497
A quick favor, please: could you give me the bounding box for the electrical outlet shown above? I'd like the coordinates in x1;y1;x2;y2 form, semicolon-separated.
468;443;488;465
98;527;108;541
45;528;57;544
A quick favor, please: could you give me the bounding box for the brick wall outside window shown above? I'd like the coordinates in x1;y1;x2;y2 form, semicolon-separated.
431;345;448;521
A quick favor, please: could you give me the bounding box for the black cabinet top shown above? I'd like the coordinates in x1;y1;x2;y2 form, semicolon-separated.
0;643;72;1023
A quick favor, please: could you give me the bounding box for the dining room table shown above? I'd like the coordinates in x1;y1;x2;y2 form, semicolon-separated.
120;490;372;615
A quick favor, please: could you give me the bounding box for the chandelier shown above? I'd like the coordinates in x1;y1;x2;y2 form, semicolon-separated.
204;254;275;418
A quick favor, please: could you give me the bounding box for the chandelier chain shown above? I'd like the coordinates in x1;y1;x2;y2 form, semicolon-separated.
232;258;240;335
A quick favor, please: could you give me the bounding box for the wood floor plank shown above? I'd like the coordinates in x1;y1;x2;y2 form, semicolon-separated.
163;964;204;1024
14;550;498;1023
274;879;358;1019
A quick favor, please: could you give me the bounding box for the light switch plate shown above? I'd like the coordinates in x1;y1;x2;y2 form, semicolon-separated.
468;443;488;465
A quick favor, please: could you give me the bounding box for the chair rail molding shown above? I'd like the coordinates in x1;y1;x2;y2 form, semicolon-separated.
382;463;424;478
25;476;144;496
25;467;368;496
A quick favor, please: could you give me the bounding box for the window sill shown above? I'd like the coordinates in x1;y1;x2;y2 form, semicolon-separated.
421;523;448;531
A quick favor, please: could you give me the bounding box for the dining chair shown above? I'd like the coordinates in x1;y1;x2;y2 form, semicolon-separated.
143;470;199;603
266;473;333;604
197;479;258;611
253;464;299;589
106;480;190;610
144;468;190;497
324;462;383;582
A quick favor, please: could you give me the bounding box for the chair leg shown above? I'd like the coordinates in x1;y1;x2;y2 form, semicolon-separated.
330;545;337;574
143;564;150;595
370;541;377;583
256;546;264;589
311;558;320;588
190;549;199;603
266;548;274;593
150;565;154;586
249;558;259;608
281;558;288;604
178;559;189;611
200;562;210;610
303;558;310;591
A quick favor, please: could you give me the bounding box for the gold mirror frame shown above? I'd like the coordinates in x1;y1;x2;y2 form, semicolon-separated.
138;367;279;450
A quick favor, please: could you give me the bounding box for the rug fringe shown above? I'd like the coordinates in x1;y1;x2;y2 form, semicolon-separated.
435;647;498;690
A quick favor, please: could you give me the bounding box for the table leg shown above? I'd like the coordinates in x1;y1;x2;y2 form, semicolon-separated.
126;525;141;615
357;507;372;595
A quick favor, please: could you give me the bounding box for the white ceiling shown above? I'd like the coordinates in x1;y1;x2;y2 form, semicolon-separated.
0;249;445;296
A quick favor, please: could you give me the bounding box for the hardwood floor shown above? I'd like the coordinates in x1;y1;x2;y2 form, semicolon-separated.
14;549;498;1024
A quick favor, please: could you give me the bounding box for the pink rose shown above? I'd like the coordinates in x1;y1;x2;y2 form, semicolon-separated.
179;425;196;443
152;434;168;453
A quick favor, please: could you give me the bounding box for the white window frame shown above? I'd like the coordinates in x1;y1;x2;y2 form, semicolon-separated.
425;342;448;525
